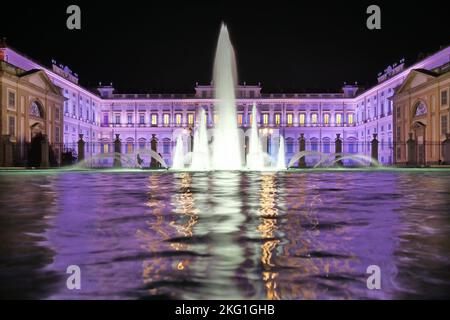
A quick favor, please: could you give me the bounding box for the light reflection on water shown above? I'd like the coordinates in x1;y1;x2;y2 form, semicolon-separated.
0;170;449;299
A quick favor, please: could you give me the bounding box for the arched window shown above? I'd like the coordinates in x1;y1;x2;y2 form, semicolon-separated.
347;138;358;154
414;101;427;117
323;138;331;153
138;138;146;149
163;138;171;154
30;101;44;118
126;138;134;154
310;138;319;152
286;137;294;153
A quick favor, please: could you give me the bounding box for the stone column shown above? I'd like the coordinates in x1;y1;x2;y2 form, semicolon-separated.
41;135;49;168
442;134;450;165
150;134;158;168
335;133;343;166
78;134;85;162
298;133;306;168
371;133;379;165
0;135;13;167
114;134;121;168
407;133;416;166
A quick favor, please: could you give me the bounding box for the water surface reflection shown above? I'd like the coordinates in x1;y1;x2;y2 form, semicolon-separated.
0;170;449;299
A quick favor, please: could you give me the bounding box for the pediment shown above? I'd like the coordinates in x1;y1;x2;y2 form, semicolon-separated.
396;69;437;94
20;70;63;96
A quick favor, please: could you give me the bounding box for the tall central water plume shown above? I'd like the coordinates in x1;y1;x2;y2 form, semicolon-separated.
211;23;242;170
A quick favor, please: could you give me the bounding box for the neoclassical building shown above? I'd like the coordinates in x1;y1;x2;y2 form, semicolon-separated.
1;39;450;167
393;64;450;165
0;60;64;166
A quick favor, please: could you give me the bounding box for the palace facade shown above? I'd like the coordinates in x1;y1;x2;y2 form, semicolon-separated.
1;39;450;167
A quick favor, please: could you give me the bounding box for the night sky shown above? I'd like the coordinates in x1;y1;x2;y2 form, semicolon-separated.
1;1;449;94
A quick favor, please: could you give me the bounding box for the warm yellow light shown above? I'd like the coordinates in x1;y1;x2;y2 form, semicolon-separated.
163;113;170;126
188;113;194;125
263;113;269;125
287;113;293;126
275;113;281;126
348;113;353;125
299;113;305;126
175;113;182;126
237;114;243;125
127;143;133;154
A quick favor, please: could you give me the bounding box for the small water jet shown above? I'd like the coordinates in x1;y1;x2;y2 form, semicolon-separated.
276;135;286;170
172;136;185;170
246;103;265;170
190;108;210;170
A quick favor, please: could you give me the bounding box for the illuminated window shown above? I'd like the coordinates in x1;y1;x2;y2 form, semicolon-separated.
336;113;342;125
275;113;281;126
151;114;158;126
348;113;354;125
214;114;219;124
323;113;330;125
248;113;253;125
188;113;194;126
262;113;269;125
163;113;170;126
237;114;243;126
175;113;182;126
311;113;318;125
127;142;134;154
299;113;305;126
287;113;293;126
102;143;109;154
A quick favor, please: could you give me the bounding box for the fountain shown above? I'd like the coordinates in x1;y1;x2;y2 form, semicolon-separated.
276;135;286;170
211;23;242;170
171;23;382;172
170;23;280;171
246;103;265;170
172;136;185;170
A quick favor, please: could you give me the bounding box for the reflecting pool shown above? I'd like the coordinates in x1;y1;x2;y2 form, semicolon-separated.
0;169;449;299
